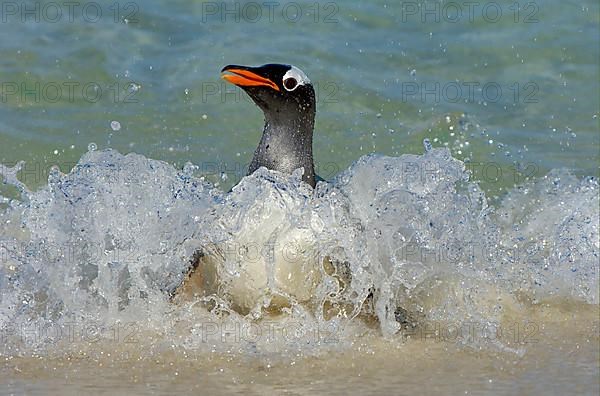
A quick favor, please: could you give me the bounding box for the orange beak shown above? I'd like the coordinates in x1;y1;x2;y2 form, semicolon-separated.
221;68;280;92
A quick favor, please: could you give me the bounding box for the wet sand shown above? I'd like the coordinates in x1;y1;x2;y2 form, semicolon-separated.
2;304;598;395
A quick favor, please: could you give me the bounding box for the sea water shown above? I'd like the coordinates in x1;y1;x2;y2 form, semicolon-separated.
1;145;598;393
0;0;598;394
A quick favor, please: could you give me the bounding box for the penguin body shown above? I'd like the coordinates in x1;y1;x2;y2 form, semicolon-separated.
177;64;323;314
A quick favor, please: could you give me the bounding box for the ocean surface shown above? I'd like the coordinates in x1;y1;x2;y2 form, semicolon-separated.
1;0;599;394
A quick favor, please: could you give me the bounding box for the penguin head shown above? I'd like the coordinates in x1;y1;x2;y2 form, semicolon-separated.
221;64;315;119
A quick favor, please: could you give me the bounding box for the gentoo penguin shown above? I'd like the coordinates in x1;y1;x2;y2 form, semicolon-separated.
176;64;324;315
221;64;319;187
177;64;416;329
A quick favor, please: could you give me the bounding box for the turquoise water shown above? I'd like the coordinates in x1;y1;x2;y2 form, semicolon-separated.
1;0;598;192
1;2;599;394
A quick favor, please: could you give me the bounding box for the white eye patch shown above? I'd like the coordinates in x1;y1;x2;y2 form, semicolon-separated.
282;65;310;92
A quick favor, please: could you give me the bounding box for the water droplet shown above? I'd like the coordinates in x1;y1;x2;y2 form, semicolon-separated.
423;138;432;152
48;165;62;185
182;162;198;176
110;121;121;131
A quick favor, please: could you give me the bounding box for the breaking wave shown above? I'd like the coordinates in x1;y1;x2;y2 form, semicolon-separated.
1;146;597;356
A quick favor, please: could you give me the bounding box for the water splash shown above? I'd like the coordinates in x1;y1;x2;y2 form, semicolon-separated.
0;148;597;355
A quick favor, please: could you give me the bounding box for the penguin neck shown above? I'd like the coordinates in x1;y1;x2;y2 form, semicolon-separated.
248;112;316;187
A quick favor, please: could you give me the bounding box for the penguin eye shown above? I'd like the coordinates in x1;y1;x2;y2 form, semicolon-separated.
283;77;298;91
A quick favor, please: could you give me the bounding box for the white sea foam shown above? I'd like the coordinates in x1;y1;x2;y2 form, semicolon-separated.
0;148;597;354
